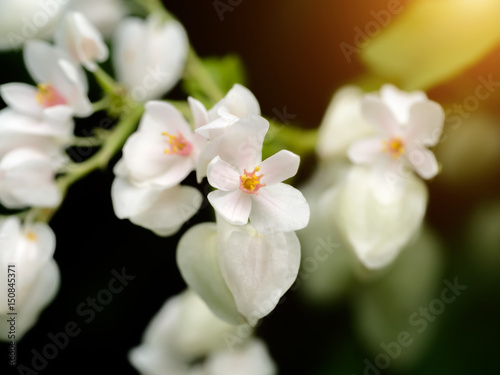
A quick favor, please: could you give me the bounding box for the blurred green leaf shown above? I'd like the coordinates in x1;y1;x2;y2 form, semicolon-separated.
182;54;247;106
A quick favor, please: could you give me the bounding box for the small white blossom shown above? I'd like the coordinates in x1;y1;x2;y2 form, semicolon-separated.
55;11;109;71
193;84;261;181
0;108;73;159
129;290;276;375
206;131;309;234
0;148;61;209
348;84;444;180
118;101;203;189
111;166;202;237
0;217;60;341
321;165;428;269
0;40;92;120
113;15;188;101
177;217;301;326
69;0;128;38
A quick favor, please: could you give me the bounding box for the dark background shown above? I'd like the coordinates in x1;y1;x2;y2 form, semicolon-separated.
1;0;500;374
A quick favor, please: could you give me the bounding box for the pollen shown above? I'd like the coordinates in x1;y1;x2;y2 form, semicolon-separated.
26;231;37;241
240;166;266;195
35;83;67;107
162;132;193;156
382;137;405;158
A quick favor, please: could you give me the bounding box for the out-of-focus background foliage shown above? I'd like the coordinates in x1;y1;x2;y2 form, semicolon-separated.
1;0;500;373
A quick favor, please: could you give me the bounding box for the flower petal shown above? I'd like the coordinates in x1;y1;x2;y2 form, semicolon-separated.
207;156;240;191
326;165;428;269
110;176;163;219
0;83;43;117
217;220;301;326
131;185;202;237
406;101;445;147
347;136;385;165
208;83;261;120
208;190;251;226
405;145;439;180
316;85;376;160
176;223;243;325
0;148;60;208
143;101;193;138
188;97;209;129
259;150;299;186
380;84;427;124
362;95;401;135
250;183;309;235
205;339;277;375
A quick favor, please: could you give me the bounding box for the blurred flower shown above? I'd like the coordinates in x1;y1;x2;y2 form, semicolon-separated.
0;108;73;159
316;86;374;161
54;11;109;71
112;15;188;102
310;84;432;269
0;148;61;209
0;0;69;51
0;217;60;341
177;217;301;326
69;0;128;39
347;84;444;181
129;289;276;375
1;40;92;120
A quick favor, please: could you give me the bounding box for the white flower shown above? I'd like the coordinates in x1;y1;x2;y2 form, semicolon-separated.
0;108;73;159
69;0;128;38
347;84;444;180
54;11;109;71
0;148;61;209
0;0;69;51
321;165;428;269
113;15;188;102
177;217;301;326
111;166;202;237
316;86;375;161
206;137;309;234
193;84;261;181
203;339;277;375
0;217;60;341
128;290;253;375
119;101;203;189
0;40;92;119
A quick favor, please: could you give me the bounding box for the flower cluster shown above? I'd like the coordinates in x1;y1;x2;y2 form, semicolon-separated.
113;83;310;326
303;84;444;269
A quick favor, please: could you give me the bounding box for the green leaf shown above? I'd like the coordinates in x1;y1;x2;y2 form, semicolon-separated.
360;0;500;90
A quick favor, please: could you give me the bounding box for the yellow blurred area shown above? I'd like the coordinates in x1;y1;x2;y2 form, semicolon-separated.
360;0;500;91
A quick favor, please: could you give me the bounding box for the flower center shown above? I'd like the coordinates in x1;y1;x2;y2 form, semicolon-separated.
26;231;37;241
162;132;193;156
239;166;266;195
36;83;67;107
382;137;405;158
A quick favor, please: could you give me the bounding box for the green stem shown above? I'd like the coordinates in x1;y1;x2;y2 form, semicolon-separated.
184;48;225;104
35;105;144;223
